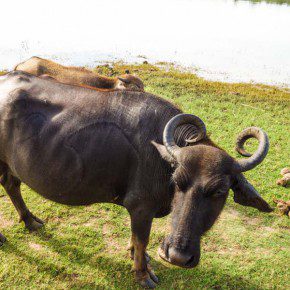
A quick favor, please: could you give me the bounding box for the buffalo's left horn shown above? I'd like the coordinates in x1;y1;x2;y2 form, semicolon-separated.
118;77;130;83
235;127;269;172
163;114;207;158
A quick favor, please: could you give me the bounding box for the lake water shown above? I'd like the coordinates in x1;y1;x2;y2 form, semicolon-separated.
0;0;289;87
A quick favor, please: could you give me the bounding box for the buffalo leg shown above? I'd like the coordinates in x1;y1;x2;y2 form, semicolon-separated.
0;188;6;245
128;237;150;262
130;208;158;288
0;164;7;245
0;171;44;231
0;200;6;246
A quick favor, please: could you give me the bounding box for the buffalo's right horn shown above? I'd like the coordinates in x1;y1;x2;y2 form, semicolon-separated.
163;114;207;158
235;127;269;172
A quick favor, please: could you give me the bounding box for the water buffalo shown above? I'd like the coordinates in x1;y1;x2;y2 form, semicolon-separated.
14;56;144;91
0;71;272;288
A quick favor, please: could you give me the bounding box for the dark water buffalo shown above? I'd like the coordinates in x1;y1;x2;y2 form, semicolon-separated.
15;56;145;91
0;71;272;288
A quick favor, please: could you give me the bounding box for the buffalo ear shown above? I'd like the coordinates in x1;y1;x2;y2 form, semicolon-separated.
151;141;176;165
117;77;130;84
40;74;55;81
231;173;273;212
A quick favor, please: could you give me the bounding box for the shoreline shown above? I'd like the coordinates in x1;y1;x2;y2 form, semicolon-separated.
2;60;290;92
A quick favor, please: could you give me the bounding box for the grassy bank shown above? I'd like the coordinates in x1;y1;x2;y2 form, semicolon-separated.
0;64;289;289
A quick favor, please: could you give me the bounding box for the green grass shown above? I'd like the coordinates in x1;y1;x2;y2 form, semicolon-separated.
0;64;289;289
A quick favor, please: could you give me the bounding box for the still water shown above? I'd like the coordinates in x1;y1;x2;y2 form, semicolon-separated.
0;0;289;86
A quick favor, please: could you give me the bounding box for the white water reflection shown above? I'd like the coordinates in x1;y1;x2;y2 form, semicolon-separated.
0;0;289;86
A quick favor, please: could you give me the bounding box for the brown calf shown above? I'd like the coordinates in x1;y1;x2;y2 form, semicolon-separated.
15;56;144;91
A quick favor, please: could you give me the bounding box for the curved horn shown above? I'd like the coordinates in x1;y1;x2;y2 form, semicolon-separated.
163;114;207;158
235;127;269;172
117;76;130;84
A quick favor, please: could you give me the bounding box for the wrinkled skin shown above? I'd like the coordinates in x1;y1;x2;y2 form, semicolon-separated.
15;56;144;91
0;71;272;288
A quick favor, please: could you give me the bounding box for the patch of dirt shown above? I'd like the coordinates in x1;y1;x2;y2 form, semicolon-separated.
102;223;122;254
29;242;43;251
83;217;99;227
253;248;272;256
48;216;65;224
263;226;277;232
104;238;122;254
0;195;10;203
216;245;243;256
0;213;14;227
242;216;261;226
28;241;60;259
203;235;244;255
220;208;240;220
102;223;113;235
221;208;278;233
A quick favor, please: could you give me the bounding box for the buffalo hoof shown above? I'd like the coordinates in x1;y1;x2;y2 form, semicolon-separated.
0;233;7;246
135;266;159;289
139;278;156;289
24;214;45;232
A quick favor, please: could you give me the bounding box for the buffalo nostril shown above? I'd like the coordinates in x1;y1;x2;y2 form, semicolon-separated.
185;254;196;266
168;247;195;267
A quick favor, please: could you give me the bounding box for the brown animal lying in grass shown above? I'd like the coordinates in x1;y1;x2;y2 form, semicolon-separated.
273;199;290;216
276;168;290;187
14;56;144;91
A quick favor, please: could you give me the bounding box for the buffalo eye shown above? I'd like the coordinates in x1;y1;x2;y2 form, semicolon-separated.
212;189;228;198
205;188;227;198
172;167;190;192
172;176;189;192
